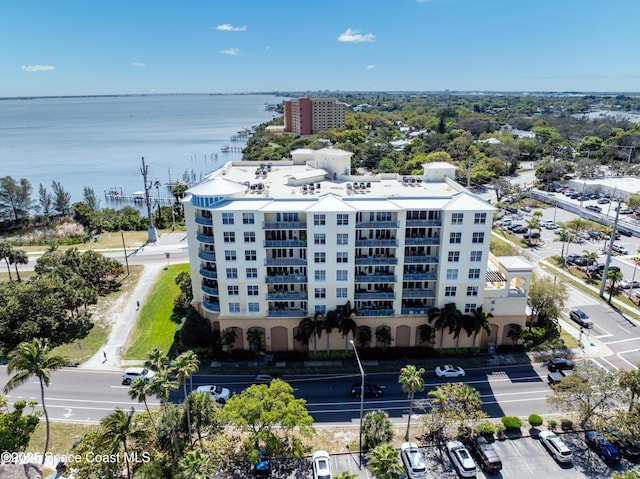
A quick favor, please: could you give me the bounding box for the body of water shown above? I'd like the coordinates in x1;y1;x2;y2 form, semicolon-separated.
0;94;283;208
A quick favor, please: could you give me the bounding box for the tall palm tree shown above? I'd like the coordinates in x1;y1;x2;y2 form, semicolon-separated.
608;269;624;302
398;364;425;441
463;306;493;348
338;303;358;352
149;371;180;456
297;314;324;355
3;339;69;464
128;377;159;440
100;408;143;479
323;309;339;356
189;391;220;445
0;241;14;282
144;347;167;372
171;350;200;445
9;248;28;282
368;444;405;479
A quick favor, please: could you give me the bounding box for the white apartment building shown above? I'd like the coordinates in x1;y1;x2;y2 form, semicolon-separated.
183;148;533;352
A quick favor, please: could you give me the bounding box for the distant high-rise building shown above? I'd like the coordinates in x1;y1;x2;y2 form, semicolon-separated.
284;97;346;135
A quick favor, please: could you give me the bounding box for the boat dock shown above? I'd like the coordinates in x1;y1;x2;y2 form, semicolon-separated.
104;188;174;204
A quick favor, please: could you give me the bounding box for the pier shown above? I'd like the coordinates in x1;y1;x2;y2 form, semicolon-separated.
104;188;174;205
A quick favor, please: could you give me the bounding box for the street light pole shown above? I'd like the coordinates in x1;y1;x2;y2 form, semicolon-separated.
350;340;365;470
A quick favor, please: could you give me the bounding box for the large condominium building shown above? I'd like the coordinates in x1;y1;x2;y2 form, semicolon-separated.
183;148;533;353
284;97;346;135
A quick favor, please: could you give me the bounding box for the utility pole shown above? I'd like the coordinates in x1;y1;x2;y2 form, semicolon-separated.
141;157;158;243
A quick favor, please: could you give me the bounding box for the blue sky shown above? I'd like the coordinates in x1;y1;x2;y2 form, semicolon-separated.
2;0;639;97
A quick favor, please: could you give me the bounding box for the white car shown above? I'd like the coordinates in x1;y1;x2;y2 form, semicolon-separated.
545;222;559;229
196;384;231;403
435;364;465;378
612;243;629;254
122;367;156;385
446;440;477;477
400;442;427;479
539;431;573;463
312;450;332;479
618;279;640;289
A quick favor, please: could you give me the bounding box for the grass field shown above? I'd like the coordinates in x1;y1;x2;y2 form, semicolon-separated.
123;263;190;359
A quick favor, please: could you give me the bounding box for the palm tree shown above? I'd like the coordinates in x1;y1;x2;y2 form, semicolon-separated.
144;347;167;372
368;443;405;479
297;314;324;355
323;309;339;356
178;448;216;479
398;364;425;441
362;410;394;450
171;350;200;445
525;216;541;245
0;241;14;282
507;324;523;347
128;377;159;440
463;306;493;348
430;303;462;349
338;301;358;352
583;250;599;274
189;391;220;445
3;339;69;464
557;228;570;259
608;269;624;302
100;408;143;479
149;371;180;456
9;248;28;282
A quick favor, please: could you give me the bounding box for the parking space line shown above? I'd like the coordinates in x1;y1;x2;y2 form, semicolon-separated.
617;350;640;370
597;356;619;370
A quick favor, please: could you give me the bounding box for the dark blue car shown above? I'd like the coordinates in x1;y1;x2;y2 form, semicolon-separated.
585;431;622;463
253;449;271;476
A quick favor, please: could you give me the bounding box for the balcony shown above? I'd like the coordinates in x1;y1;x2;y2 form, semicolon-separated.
354;274;396;283
405;236;440;246
195;215;213;226
402;289;436;299
264;240;307;248
403;272;437;281
355;239;398;247
405;219;442;227
265;275;307;284
201;285;219;296
266;291;308;301
354;256;398;265
356;221;399;229
356;309;394;317
267;308;307;318
263;221;306;229
404;255;438;264
265;257;307;266
203;300;220;312
198;250;216;261
199;268;218;279
196;233;215;244
401;308;430;315
354;291;396;300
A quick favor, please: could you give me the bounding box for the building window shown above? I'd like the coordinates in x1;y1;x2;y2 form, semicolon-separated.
449;232;462;244
227;285;239;296
451;213;464;225
445;286;457;297
337;270;348;281
448;251;460;262
337;233;348;245
468;268;481;279
337;214;349;225
314;233;326;245
314;252;326;263
247;285;259;296
314;214;326;226
244;231;256;243
337;287;348;298
315;288;326;298
222;212;234;225
467;286;479;296
315;270;326;281
229;302;240;313
226;268;237;279
246;267;258;279
336;252;348;263
446;269;458;280
245;250;257;261
472;232;485;244
224;250;237;261
243;212;255;225
223;232;235;243
248;302;259;313
464;303;477;314
474;212;487;224
315;305;327;315
470;251;482;262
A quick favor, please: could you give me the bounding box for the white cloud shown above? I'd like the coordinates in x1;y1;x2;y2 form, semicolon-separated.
366;64;376;70
131;62;147;68
221;48;240;56
21;65;55;72
337;28;376;43
216;24;246;32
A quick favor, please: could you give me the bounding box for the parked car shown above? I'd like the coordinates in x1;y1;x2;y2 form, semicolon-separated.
569;309;593;329
588;231;603;240
539;431;573;463
605;428;640;460
619;208;634;214
566;254;585;265
507;223;523;231
446;440;477;478
585;205;602;213
521;206;532;213
196;384;232;403
612;243;629;254
400;442;427;479
435;364;465;378
587;264;620;277
545;223;559;229
619;228;633;237
618;279;640;289
597;197;610;204
547;357;576;372
253;449;271;476
468;436;502;473
576;231;591;240
350;382;385;398
494;218;512;228
522;231;541;239
511;225;528;234
122;367;156;385
585;431;622;463
311;450;332;479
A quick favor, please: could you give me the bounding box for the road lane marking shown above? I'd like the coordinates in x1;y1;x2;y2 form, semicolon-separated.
597;357;619;370
605;337;640;345
617;350;640;370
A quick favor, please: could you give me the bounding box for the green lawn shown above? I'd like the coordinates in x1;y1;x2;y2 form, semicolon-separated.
123;263;190;359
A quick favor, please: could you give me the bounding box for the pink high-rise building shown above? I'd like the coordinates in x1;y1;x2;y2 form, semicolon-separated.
284;97;345;135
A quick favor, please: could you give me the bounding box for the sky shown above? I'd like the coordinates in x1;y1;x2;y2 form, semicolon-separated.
2;0;640;97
